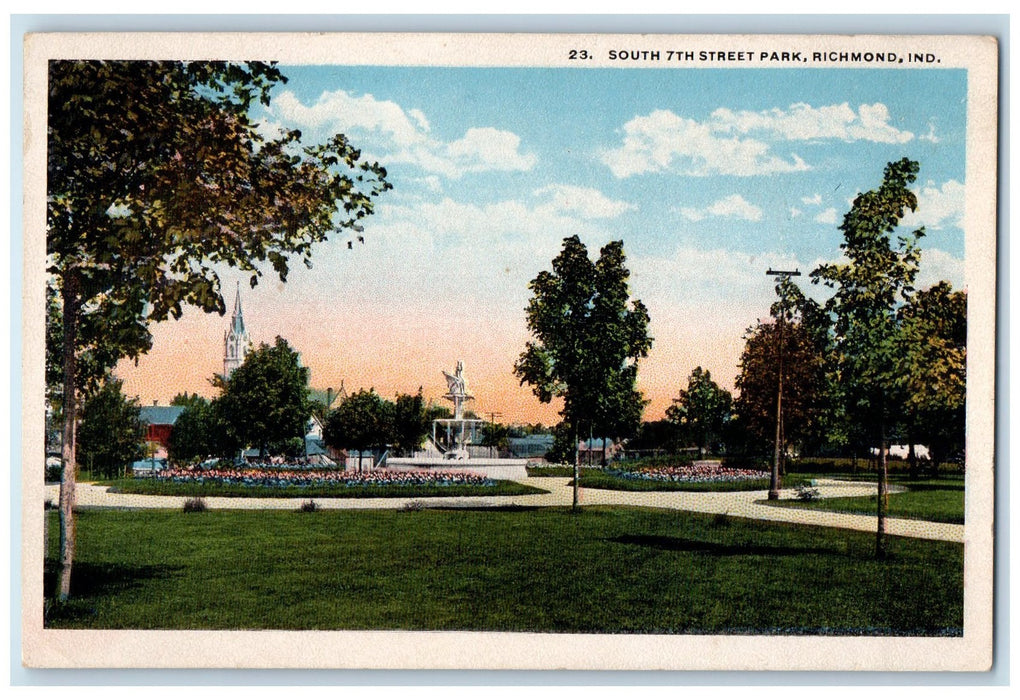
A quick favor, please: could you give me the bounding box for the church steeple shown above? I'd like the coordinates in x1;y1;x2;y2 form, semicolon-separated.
223;282;250;379
230;282;246;336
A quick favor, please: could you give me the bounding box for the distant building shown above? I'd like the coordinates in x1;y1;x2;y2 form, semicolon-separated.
138;403;186;458
223;282;250;378
578;438;623;464
508;434;554;459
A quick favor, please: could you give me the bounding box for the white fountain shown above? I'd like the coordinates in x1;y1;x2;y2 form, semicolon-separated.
432;360;484;460
386;360;529;480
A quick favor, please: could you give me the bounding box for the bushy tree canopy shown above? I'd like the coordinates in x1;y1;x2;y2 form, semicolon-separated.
811;157;924;556
666;367;732;454
323;390;395;470
47;60;390;599
514;236;651;505
217;337;311;458
76;377;145;478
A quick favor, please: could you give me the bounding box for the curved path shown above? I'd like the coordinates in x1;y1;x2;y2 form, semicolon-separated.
45;477;964;543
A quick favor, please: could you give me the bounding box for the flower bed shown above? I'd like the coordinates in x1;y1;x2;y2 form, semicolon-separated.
609;463;768;483
155;466;495;489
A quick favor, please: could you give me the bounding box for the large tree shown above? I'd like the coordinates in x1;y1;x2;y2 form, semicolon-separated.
76;377;145;479
323;390;396;472
217;337;312;459
514;236;652;508
167;395;238;464
666;367;733;455
734;311;828;460
47;60;391;599
811;157;924;558
391;389;430;457
894;281;967;474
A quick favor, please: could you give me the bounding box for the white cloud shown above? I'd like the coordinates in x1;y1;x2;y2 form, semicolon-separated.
919;119;941;144
915;248;964;289
604;101;914;179
902;180;965;230
801;193;823;206
533;184;636;220
602;109;809;178
679;194;763;222
267;89;535;179
446;128;536;174
814;208;839;225
711;102;914;144
789;207;802;219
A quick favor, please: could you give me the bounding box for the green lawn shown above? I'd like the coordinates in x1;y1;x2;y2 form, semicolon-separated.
766;480;964;524
106;478;546;499
45;507;962;635
576;472;811;493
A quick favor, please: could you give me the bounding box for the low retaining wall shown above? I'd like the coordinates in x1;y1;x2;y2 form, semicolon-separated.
386;457;530;481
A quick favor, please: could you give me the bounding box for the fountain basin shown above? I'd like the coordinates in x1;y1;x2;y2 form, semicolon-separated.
386;457;529;481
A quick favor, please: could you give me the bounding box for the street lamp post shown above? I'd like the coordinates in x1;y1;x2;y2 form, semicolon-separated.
765;268;800;500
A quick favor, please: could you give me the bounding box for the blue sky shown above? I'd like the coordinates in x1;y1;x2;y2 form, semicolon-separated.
122;63;970;423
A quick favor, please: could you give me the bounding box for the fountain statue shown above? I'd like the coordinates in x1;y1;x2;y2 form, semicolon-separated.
387;358;529;479
434;360;482;459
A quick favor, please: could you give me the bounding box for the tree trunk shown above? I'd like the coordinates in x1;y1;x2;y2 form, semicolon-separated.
572;425;580;511
57;272;80;601
876;425;889;559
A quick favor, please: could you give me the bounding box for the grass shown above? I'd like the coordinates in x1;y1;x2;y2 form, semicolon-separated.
576;472;812;493
105;478;547;499
526;465;606;478
765;478;964;524
44;507;962;635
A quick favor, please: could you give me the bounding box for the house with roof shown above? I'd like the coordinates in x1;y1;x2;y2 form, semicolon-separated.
138;403;186;459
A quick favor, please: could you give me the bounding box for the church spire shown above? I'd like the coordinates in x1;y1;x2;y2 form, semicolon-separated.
230;281;246;336
223;281;251;378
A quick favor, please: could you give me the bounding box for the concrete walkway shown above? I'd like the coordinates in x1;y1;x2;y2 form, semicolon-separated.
44;477;964;543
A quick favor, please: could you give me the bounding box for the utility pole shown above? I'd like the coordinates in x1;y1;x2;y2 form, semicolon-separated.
766;268;801;500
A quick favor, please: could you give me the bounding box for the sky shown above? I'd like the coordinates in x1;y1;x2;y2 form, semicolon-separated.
115;64;968;425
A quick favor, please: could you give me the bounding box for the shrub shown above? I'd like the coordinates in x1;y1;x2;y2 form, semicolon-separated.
299;500;318;512
182;497;208;513
795;484;822;502
45;464;63;483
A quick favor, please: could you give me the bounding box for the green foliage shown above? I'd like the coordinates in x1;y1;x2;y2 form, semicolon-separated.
810;157;925;556
734;318;827;455
625;419;683;453
768;481;964;524
47;60;390;400
811;158;923;440
323;389;396;466
665;367;732;453
392;389;430;456
109;478;546;499
76;377;145;479
480;422;512;452
217;337;311;458
893;282;967;468
514;236;652;448
45;508;963;634
182;498;208;513
46;60;391;598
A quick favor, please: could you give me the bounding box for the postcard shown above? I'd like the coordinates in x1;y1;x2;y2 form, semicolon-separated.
21;32;997;671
